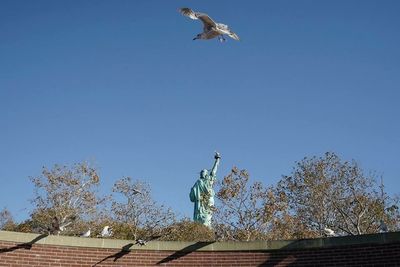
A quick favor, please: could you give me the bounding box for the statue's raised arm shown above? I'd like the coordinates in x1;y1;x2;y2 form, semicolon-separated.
210;151;221;178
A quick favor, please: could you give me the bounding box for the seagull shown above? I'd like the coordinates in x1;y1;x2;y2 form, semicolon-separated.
379;220;388;233
323;227;335;237
135;235;162;246
80;229;91;238
179;7;240;42
135;239;147;246
100;226;113;237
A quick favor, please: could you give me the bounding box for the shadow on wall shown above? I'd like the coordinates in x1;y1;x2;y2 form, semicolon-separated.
258;233;400;266
157;241;215;265
258;249;297;266
0;234;48;253
92;241;216;266
92;243;134;266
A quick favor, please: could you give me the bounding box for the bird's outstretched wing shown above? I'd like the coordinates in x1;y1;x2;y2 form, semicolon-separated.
179;8;216;30
217;23;240;41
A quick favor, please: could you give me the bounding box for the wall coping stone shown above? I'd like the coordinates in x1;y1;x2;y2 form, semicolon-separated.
0;230;399;251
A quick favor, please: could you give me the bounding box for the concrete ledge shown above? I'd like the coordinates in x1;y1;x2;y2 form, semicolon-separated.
0;230;399;251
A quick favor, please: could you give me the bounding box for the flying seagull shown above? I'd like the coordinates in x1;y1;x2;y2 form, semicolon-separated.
179;7;239;42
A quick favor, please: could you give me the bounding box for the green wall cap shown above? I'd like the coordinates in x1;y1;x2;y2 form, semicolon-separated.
1;230;399;251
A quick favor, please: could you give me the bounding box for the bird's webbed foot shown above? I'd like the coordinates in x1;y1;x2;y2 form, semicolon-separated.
218;35;226;42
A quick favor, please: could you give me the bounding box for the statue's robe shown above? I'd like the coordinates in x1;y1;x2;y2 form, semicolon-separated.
190;173;215;227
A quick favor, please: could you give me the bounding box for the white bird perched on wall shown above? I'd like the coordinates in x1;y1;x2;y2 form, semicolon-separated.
80;229;91;238
100;226;113;237
179;7;240;42
323;227;335;237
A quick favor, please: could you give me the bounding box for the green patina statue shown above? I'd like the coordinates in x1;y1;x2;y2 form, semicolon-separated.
190;152;221;227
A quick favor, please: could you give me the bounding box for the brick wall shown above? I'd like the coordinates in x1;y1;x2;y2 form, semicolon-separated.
0;231;399;266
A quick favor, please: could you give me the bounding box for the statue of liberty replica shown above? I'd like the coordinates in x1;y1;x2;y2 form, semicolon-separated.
189;152;221;227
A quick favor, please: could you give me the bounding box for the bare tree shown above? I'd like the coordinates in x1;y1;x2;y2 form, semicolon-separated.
0;208;15;230
29;162;105;234
111;177;176;240
162;219;215;241
214;167;283;241
278;152;400;236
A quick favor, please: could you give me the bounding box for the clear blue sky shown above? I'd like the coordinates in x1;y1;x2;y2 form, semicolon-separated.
1;0;399;222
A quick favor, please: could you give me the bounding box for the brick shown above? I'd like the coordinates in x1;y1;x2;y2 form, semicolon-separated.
0;236;400;266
